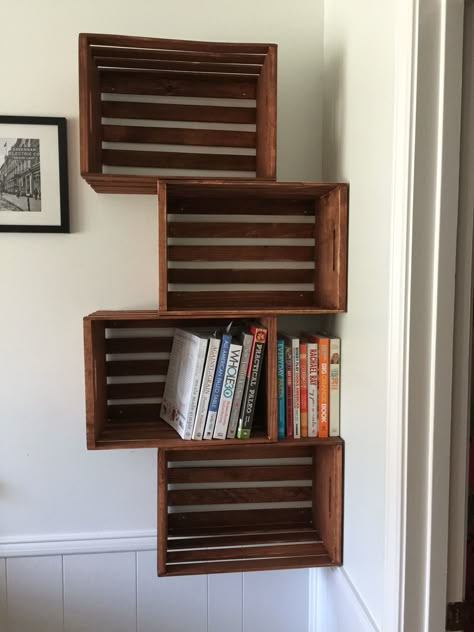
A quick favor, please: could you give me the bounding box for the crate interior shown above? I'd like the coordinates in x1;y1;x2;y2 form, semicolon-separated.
84;312;276;449
79;34;276;192
158;443;343;576
158;180;348;312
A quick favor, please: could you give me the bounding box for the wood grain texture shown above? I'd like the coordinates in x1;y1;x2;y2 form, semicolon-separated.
167;486;312;505
96;57;262;74
157;450;168;576
84;318;107;449
167;291;315;310
167;464;313;483
167;221;314;239
256;45;277;178
167;268;314;284
167;530;320;549
167;245;314;261
168;508;312;532
91;45;268;64
163;555;332;576
167;541;325;563
102;125;256;148
102;149;256;172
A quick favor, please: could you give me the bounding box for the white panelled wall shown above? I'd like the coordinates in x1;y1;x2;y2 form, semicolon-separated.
0;553;310;632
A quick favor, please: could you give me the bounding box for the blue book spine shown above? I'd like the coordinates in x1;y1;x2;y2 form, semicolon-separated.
203;333;232;439
277;338;286;438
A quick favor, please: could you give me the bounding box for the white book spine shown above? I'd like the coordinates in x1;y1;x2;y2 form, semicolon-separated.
329;338;341;436
213;343;242;439
307;342;318;437
192;337;221;440
182;338;208;439
226;332;253;438
292;338;301;438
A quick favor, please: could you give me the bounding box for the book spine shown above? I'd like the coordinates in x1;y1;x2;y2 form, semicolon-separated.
307;342;318;437
213;343;243;439
284;344;293;439
329;337;341;436
183;338;208;439
227;332;253;439
318;337;329;438
299;342;308;438
192;337;221;439
203;334;231;439
292;338;301;439
236;325;267;439
277;338;286;439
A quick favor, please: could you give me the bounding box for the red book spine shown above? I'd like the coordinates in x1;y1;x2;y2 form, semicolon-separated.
284;344;293;439
299;342;308;437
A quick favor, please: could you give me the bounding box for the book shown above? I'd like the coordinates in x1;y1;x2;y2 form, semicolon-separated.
306;339;319;437
304;333;329;438
284;342;293;439
226;331;254;439
236;323;267;439
192;335;221;439
299;341;308;437
277;338;286;439
160;328;209;440
280;334;300;438
329;337;341;436
203;327;232;439
213;341;243;439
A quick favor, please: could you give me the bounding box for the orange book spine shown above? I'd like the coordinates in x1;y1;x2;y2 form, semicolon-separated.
299;342;308;437
317;337;329;437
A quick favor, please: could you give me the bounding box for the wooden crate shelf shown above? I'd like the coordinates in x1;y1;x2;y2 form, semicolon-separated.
157;442;343;575
84;310;277;449
79;34;277;193
158;180;348;313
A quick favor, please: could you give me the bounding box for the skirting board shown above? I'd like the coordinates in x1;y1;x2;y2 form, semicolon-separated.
311;567;379;632
0;530;156;557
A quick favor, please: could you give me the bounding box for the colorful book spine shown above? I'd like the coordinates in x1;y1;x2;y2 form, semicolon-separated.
291;337;300;438
236;324;267;439
277;338;286;439
284;343;293;439
227;331;253;439
213;342;243;439
299;342;308;438
329;337;341;436
203;332;232;439
306;341;318;437
316;335;329;438
192;337;221;439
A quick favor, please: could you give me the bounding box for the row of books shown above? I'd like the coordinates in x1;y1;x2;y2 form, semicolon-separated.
160;322;267;440
278;332;340;438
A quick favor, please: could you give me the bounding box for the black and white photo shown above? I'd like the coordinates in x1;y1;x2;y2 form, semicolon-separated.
0;116;69;232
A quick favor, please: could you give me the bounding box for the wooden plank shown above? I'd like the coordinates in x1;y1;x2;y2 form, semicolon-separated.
167;221;314;239
168;464;313;483
83;173;160;194
102;100;256;124
167;195;315;215
102;149;256;172
107;403;161;420
103;125;256;148
158;180;168;310
168;245;314;262
106;358;169;376
84;318;107;448
167;291;315;310
168;507;312;532
107;382;165;399
91;46;267;65
105;336;173;353
158;450;168;575
167;444;313;460
96;57;262;74
167;529;320;549
167;268;314;284
100;70;257;99
313;444;343;565
167;541;326;563
256;45;277;178
168;486;312;506
163;554;332;576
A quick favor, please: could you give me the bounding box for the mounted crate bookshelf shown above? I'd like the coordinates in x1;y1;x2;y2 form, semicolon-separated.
158;442;343;575
158;180;348;313
79;33;277;193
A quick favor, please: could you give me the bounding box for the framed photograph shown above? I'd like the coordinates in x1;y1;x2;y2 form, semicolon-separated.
0;116;69;233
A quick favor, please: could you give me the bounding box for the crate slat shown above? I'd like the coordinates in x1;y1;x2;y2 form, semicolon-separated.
168;508;312;532
168;464;313;484
168;245;314;262
163;555;333;576
107;382;165;400
102;101;257;124
102;125;256;148
167;529;320;549
167;268;315;284
91;46;268;65
167;222;314;239
106;358;169;376
167;291;315;310
167;541;326;563
102;149;256;172
96;58;263;75
105;337;173;354
168;486;312;506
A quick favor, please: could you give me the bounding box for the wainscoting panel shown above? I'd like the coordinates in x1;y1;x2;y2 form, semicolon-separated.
243;568;310;632
63;552;137;632
0;558;7;630
6;555;63;632
136;550;207;632
208;573;243;632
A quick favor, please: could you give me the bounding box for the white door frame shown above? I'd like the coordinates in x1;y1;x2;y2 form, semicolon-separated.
385;0;465;630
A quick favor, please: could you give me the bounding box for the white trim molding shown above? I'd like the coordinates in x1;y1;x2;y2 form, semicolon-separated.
0;530;156;557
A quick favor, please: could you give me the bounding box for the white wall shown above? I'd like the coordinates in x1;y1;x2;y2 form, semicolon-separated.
0;1;324;630
319;0;396;628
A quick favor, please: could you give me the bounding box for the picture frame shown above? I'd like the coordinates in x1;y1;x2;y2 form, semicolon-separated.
0;116;69;233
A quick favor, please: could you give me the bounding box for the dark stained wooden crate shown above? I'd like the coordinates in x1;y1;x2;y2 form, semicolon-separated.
84;310;277;449
157;442;343;575
158;180;348;313
79;34;277;193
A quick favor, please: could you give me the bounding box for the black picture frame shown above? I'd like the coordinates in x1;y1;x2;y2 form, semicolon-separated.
0;116;69;233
